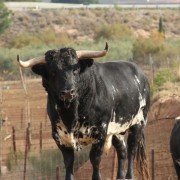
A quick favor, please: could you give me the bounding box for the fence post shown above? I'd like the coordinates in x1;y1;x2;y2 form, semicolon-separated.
23;127;29;180
56;165;60;180
12;126;17;164
112;148;117;180
152;149;155;180
27;122;31;151
45;110;48;127
40;122;42;153
12;126;16;153
21;108;24;128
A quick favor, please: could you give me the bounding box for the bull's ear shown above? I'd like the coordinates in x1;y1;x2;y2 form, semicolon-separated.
31;64;47;78
78;59;94;73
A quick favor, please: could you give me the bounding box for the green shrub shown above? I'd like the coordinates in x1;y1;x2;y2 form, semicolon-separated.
9;32;40;48
38;28;72;46
132;33;180;66
29;147;90;179
0;0;11;34
95;23;134;41
132;33;164;64
9;28;72;48
154;68;173;87
1;37;179;81
5;150;24;172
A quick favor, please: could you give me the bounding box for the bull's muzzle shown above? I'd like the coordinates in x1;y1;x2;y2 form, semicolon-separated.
60;89;76;101
60;89;76;108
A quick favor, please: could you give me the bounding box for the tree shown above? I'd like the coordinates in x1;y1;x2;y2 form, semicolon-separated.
51;0;98;4
158;16;165;34
0;0;11;34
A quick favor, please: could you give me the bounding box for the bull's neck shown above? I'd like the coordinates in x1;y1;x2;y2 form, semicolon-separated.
49;92;79;133
77;68;96;115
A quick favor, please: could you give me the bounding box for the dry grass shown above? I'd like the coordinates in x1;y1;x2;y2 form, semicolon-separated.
0;8;179;46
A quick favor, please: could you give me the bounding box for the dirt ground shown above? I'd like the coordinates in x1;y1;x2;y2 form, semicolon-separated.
0;79;180;179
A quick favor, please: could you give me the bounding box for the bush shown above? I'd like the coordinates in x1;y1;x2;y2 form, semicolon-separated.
0;0;11;34
132;32;180;66
9;28;72;48
95;23;134;41
154;68;172;87
29;148;90;179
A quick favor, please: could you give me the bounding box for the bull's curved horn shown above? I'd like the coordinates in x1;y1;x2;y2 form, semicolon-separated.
76;42;109;59
17;55;46;68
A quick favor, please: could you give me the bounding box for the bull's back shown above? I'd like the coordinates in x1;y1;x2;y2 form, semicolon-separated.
96;61;150;119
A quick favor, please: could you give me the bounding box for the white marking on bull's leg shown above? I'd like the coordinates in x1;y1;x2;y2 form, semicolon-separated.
116;134;126;147
104;135;113;155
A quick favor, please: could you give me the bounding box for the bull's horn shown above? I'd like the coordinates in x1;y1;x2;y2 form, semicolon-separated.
76;42;109;59
17;55;46;68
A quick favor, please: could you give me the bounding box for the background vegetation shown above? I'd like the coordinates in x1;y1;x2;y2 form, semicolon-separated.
0;0;11;34
6;147;90;179
0;8;179;93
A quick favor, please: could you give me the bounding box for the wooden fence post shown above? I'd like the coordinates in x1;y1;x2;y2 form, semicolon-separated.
56;165;60;180
40;122;42;153
12;126;17;164
23;127;29;180
12;126;16;153
152;149;155;180
27;122;31;151
112;148;117;180
21;108;24;128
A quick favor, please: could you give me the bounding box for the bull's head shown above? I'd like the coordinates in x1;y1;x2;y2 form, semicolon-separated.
17;43;108;106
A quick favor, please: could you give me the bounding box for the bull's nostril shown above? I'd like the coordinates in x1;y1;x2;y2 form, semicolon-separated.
60;89;75;99
70;90;75;95
61;91;66;96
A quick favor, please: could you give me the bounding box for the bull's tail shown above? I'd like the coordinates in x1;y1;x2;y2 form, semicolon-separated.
136;133;150;180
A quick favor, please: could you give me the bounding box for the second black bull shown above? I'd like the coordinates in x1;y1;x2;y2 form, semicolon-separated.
17;43;150;180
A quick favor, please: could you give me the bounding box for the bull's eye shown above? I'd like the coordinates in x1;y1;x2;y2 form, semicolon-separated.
73;65;79;75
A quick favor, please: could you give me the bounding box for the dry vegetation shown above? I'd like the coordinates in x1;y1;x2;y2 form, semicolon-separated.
0;8;179;45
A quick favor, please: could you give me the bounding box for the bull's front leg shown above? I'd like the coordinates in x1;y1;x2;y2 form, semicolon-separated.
90;140;105;180
60;145;75;180
52;129;74;180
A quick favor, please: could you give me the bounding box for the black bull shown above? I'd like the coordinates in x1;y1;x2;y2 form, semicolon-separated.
18;44;150;180
170;117;180;179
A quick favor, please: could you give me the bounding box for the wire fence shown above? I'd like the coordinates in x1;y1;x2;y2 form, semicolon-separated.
0;78;178;180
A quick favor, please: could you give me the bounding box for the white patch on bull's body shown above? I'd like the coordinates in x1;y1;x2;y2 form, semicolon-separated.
56;75;147;153
104;76;147;154
107;97;145;135
56;121;98;151
135;75;140;84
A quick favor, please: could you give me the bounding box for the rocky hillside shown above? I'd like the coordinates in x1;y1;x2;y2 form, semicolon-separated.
0;8;179;46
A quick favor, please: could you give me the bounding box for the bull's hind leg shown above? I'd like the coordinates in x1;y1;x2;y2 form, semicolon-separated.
126;123;145;179
112;135;127;179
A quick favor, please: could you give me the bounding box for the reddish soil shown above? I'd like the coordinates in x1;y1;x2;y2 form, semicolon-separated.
0;79;180;179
